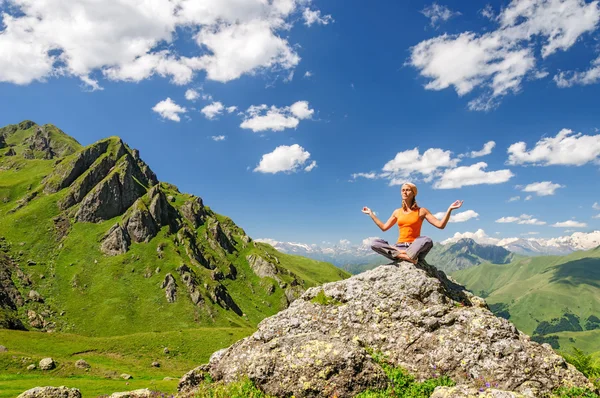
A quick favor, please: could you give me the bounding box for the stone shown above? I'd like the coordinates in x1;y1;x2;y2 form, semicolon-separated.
179;262;592;398
120;373;132;380
27;259;36;266
27;364;35;370
74;359;90;369
109;389;153;398
151;361;160;367
0;345;7;352
100;224;130;255
161;273;177;303
28;290;43;302
17;386;81;398
432;385;527;397
39;358;55;370
163;347;170;354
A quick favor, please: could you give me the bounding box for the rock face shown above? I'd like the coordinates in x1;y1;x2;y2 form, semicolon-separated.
17;386;81;398
179;261;592;398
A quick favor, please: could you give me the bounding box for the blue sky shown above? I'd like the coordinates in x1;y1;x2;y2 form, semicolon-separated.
1;0;600;247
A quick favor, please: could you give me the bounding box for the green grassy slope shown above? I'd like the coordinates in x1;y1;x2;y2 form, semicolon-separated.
452;247;600;352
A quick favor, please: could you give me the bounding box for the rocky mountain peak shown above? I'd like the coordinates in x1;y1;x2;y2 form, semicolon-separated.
179;260;592;397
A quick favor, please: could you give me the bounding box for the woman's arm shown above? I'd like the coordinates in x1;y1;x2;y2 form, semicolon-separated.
423;200;463;230
362;207;397;231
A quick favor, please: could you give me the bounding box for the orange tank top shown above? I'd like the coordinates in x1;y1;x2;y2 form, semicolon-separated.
394;208;423;243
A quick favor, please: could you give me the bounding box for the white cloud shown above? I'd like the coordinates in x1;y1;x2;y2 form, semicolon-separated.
152;97;186;122
441;229;500;245
554;56;600;87
254;144;316;174
469;141;496;158
480;4;496;20
185;89;200;101
303;8;333;26
496;214;546;225
352;172;379;180
383;147;460;181
521;181;564;196
552;220;588;228
508;128;600;166
593;202;600;210
434;162;514;189
226;106;238;114
304;71;313;79
201;102;225;120
0;0;326;86
508;196;520;202
241;101;314;132
339;239;351;247
421;3;461;27
290;101;314;119
525;195;533;201
593;214;600;219
409;0;600;110
211;135;226;141
433;209;479;223
304;160;317;172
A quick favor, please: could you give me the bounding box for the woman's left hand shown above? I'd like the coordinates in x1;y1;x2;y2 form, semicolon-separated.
449;200;463;210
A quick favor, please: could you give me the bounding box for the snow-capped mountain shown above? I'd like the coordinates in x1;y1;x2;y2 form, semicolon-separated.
442;230;600;256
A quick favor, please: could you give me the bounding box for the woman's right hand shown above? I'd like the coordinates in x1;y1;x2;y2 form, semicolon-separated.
362;206;373;215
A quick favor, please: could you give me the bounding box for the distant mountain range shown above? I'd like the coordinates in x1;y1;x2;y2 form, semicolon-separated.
259;230;600;273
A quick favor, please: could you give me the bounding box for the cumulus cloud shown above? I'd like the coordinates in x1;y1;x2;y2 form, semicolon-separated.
241;101;314;132
0;0;328;87
433;209;479;223
201;102;225;120
226;106;238;114
594;214;600;219
508;128;600;166
552;220;587;228
254;144;316;174
441;229;500;245
525;195;533;201
152;97;186;122
521;181;564;196
185;89;200;101
304;71;313;79
352;172;379;180
594;202;600;210
383;147;460;183
434;162;514;189
303;8;333;26
409;0;600;110
554;56;600;87
495;214;546;225
508;196;520;202
211;135;225;141
421;3;461;27
469;141;496;158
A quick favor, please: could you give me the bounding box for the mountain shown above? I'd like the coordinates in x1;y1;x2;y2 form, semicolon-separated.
426;238;515;273
178;262;592;397
452;246;600;352
263;238;516;274
443;229;600;256
0;120;349;336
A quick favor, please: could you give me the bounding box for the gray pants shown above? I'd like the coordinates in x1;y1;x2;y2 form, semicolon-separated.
371;236;433;262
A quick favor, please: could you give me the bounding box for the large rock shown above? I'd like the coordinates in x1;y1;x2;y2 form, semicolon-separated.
432;385;527;397
179;262;592;397
100;224;130;256
17;386;81;398
39;358;56;370
109;389;154;398
180;197;207;228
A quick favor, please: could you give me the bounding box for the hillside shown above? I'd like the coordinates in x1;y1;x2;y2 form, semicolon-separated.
0;120;349;337
452;246;600;352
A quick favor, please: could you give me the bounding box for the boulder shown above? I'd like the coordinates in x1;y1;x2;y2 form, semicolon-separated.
161;273;177;303
120;373;132;380
17;386;81;398
28;290;43;302
180;197;206;228
0;345;7;352
39;358;55;370
432;385;527;397
179;262;592;397
109;389;153;398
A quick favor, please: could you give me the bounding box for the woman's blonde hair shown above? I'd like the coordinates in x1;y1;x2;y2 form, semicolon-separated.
401;183;418;212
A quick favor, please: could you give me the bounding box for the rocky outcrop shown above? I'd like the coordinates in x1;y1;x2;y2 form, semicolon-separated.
0;247;26;330
17;386;81;398
246;254;279;280
179;261;592;398
432;385;527;397
177;265;204;305
100;224;130;256
177;227;211;270
161;273;177;303
180;197;207;228
208;220;235;254
5;148;16;156
0;135;6;149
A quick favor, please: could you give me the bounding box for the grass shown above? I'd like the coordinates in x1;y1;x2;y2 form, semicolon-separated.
0;327;253;397
451;248;600;351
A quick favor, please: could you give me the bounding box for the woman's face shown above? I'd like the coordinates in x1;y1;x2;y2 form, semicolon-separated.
401;185;414;201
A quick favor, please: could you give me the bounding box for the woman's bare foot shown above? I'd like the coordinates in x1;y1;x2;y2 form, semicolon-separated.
394;250;417;264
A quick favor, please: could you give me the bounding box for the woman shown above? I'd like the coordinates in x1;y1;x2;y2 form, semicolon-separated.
362;183;463;264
